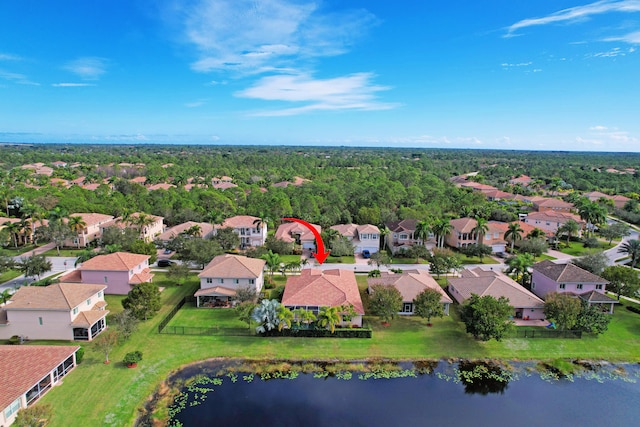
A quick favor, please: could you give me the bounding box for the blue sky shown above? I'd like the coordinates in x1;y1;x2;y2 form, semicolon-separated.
1;0;639;151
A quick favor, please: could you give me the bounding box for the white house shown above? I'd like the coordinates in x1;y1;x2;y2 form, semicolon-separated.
195;254;266;307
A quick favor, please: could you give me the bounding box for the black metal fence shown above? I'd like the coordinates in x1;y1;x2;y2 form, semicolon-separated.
161;325;253;336
511;329;582;339
157;296;195;333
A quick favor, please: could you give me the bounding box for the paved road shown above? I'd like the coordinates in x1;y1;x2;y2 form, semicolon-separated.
0;255;78;293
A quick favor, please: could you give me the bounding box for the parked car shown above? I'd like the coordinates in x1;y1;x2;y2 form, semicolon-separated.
157;259;174;267
163;248;172;254
362;250;371;258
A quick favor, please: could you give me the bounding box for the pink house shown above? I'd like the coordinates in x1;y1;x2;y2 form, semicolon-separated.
532;197;574;213
330;223;380;254
102;212;165;243
531;260;617;313
448;268;546;321
64;213;115;247
523;211;585;236
62;252;153;295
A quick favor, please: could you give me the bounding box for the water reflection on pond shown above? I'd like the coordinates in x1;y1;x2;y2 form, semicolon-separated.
165;361;640;427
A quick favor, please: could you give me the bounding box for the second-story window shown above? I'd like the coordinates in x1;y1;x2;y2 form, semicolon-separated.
576;284;583;290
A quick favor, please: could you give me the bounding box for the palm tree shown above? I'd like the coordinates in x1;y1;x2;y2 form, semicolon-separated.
619;239;640;269
505;253;535;285
4;221;22;248
293;308;316;328
18;218;32;246
67;216;87;248
133;213;156;239
379;225;392;251
472;217;489;246
0;289;13;305
261;250;281;279
184;224;202;238
415;220;431;248
317;306;342;333
557;219;580;247
526;228;546;240
504;222;524;253
431;219;452;248
276;305;294;331
47;206;68;224
578;201;607;237
252;216;269;233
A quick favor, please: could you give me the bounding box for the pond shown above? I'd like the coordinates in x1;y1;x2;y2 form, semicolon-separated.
161;361;640;427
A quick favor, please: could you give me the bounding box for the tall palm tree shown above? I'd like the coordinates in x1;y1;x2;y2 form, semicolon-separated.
68;216;87;248
505;253;535;285
317;306;341;333
526;228;546;240
578;201;607;237
4;221;22;248
276;305;294;331
18;218;32;245
431;219;452;248
504;222;524;253
415;220;431;248
47;206;68;224
619;239;640;269
557;219;580;246
133;213;156;239
378;225;391;251
261;250;281;279
472;217;489;246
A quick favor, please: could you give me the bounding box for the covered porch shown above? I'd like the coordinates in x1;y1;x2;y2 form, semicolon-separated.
194;286;237;308
580;291;619;314
72;312;108;341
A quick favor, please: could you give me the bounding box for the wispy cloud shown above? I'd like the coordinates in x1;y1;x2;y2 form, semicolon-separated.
501;62;532;67
0;69;39;85
604;30;640;44
236;72;397;116
589;46;636;57
505;0;640;37
185;99;208;108
52;83;95;87
584;125;638;144
63;57;108;80
92;134;149;142
179;0;377;74
0;53;22;61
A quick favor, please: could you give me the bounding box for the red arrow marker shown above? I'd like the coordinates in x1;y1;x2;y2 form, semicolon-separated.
282;217;330;264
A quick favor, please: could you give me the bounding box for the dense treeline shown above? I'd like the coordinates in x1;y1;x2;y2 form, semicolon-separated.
1;144;639;228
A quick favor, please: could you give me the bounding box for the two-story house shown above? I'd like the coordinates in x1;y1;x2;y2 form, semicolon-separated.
275;221;321;252
216;215;267;248
329;223;380;254
102;212;165;243
61;252;153;295
532;197;574;213
64;213;115;248
156;221;214;244
531;260;618;313
195;254;266;307
0;283;108;341
385;219;419;254
523;211;585;236
446;217;480;250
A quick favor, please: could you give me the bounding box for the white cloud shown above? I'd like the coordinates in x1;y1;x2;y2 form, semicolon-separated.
576;136;604;145
0;53;22;61
63;57;108;80
185;99;208;108
51;83;95;87
583;125;639;144
506;0;640;37
501;62;532;67
590;125;608;130
93;134;149;141
236;72;397;116
177;0;377;74
604;30;640;44
0;69;39;85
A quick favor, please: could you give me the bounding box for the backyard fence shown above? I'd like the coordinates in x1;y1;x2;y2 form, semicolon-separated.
511;329;582;339
157;295;196;333
160;325;253;336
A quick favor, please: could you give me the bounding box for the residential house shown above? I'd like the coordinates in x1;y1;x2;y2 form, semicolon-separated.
459;182;499;193
157;221;214;244
216;215;267;248
481;189;514;202
282;269;364;328
330;223;380;254
367;270;452;315
584;191;611;202
64;213;114;248
275;221;321;252
532;197;574;213
195;254;265;307
585;191;633;210
0;283;108;341
612;195;631;209
129;176;147;185
531;260;617;313
0;345;80;427
102;212;165;243
446;217;481;250
61;252;153;295
385;219;419;253
448;268;546;320
147;183;176;191
20;163;53;176
51;160;68;168
523;211;585;236
509;175;534;187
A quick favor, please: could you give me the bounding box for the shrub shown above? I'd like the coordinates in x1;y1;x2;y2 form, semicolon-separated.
123;351;143;365
270;285;285;302
76;346;85;364
582;237;601;248
7;335;21;345
626;305;640;315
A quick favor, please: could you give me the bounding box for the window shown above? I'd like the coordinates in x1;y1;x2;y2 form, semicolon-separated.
372;234;378;239
576;284;583;290
403;303;412;313
234;279;239;284
596;284;603;290
86;298;91;306
206;278;213;284
38;317;43;325
559;284;565;289
104;276;108;284
4;398;21;419
249;279;255;285
73;307;78;315
98;291;102;298
399;234;408;240
218;278;224;284
531;283;535;289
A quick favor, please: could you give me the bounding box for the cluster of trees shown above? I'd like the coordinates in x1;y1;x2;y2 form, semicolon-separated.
544;293;612;334
368;284;446;325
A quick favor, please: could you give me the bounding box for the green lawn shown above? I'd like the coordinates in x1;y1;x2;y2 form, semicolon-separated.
41;248;87;257
389;257;428;264
324;255;355;264
558;240;615;257
279;254;301;264
0;269;21;283
36;273;640;427
536;254;557;261
0;245;36;257
459;254;499;264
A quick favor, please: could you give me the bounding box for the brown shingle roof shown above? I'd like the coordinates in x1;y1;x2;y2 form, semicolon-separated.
450;217;477;234
69;213;114;227
157;221;214;241
79;252;149;271
71;309;109;327
199;254;265;279
0;345;79;410
448;268;544;308
386;219;417;233
6;283;107;310
532;260;609;284
194;286;237;297
368;270;452;304
282;269;364;314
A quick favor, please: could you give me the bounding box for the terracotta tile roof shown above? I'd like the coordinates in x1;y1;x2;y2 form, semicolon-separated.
82;183;101;191
271;181;290;188
584;191;610;200
221;215;260;229
386;219;417;233
130;268;154;284
79;252;149;271
147;183;176;191
213;181;238;190
129;176;147;184
59;269;82;282
282;269;364;314
6;283;107;310
0;217;21;226
482;189;514;199
612;195;630;202
357;224;380;234
330;224;358;238
450;217;477;234
368;270;452;304
525;210;584;224
194;286;237;297
448;268;544;308
533;198;574;209
199;254;265;279
158;221;214;241
275;221;320;243
0;345;79;410
69;213;114;227
532;260;609;284
71;309;109;327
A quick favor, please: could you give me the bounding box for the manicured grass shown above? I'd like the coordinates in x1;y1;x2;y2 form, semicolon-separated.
279;254;301;264
324;255;355;264
0;269;21;283
558;240;615;256
459;254;499;264
536;254;557;261
389;257;428;264
0;245;36;257
168;305;249;329
41;248;87;257
37;273;640;427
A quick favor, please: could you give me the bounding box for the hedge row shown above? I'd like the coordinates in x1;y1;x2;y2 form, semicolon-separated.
260;328;372;338
626;305;640;315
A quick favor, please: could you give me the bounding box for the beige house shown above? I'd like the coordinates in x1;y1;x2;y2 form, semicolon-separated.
275;221;321;252
532;197;574;213
216;215;267;248
157;221;214;243
367;269;452;315
523;211;585;236
0;283;108;341
330;223;380;254
385;219;419;253
0;345;80;427
102;212;164;243
195;254;266;307
448;268;546;321
64;213;115;247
